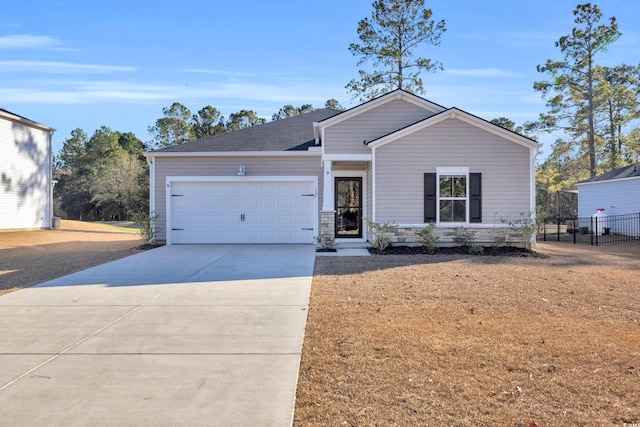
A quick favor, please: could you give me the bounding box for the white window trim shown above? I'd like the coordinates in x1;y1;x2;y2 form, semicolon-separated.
436;167;470;225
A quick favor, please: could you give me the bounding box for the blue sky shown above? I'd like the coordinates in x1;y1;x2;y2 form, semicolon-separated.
2;0;639;157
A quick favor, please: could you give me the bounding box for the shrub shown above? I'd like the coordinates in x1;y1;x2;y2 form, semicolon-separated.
453;227;476;247
413;223;439;252
365;218;396;251
503;211;535;250
314;233;336;250
468;245;484;255
132;210;160;243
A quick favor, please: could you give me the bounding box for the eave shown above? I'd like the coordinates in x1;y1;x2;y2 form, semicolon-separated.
144;150;322;158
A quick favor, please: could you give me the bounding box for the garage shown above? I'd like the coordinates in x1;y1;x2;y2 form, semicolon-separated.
167;179;317;244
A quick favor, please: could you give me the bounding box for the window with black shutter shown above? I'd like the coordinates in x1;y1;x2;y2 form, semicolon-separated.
424;171;482;223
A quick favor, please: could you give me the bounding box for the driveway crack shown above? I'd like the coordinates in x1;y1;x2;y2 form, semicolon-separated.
0;288;172;392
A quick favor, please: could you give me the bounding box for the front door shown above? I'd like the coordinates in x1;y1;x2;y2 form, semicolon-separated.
335;177;362;238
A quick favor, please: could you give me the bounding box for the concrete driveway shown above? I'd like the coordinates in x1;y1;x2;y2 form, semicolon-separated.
0;245;315;426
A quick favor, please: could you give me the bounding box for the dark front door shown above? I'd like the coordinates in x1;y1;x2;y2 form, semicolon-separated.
335;177;362;238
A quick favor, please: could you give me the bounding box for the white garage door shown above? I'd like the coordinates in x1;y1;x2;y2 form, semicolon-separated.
169;180;316;244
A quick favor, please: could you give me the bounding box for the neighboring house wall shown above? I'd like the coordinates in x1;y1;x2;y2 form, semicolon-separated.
152;155;324;240
323;99;436;155
374;118;531;225
578;178;640;218
0;114;53;230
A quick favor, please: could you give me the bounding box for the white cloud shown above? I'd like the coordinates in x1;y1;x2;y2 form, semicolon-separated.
0;60;136;73
0;34;63;49
0;78;345;106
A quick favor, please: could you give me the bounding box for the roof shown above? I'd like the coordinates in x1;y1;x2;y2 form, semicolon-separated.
0;108;56;132
150;108;341;153
577;162;640;185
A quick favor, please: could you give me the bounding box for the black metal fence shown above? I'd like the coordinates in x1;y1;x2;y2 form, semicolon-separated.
539;212;640;246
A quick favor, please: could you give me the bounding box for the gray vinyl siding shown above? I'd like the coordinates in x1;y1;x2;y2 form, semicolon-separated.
374;119;531;224
153;156;323;240
332;162;368;171
324;99;436;155
0;117;52;230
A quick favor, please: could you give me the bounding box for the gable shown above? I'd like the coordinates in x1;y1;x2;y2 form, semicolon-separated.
321;97;441;155
367;108;540;152
316;89;445;129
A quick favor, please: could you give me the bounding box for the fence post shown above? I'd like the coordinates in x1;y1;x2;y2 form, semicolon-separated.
557;216;561;242
543;218;547;241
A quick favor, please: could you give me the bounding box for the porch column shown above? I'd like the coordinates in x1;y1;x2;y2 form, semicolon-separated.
322;160;334;211
320;160;336;239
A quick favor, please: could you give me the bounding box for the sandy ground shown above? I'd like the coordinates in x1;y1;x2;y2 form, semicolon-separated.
295;242;640;427
0;220;143;295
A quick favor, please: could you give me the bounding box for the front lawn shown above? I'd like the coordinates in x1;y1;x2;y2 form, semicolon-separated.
294;242;640;426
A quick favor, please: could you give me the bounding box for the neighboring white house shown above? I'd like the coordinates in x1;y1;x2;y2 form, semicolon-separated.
0;109;56;231
144;89;541;246
576;162;640;234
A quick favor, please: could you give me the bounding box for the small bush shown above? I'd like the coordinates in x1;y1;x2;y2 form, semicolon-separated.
468;245;484;255
502;211;535;250
453;227;476;247
314;233;336;250
132;210;160;243
365;218;396;251
413;223;439;252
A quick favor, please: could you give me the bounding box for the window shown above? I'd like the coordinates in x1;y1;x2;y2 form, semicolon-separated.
439;175;466;222
424;169;481;224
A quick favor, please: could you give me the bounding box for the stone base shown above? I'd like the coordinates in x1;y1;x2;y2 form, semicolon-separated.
388;225;529;248
320;211;336;239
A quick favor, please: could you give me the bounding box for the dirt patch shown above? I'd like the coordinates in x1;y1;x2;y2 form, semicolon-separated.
295;242;640;426
0;220;147;295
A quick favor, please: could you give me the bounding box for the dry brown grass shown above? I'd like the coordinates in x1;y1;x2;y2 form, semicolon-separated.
0;220;143;295
295;242;640;427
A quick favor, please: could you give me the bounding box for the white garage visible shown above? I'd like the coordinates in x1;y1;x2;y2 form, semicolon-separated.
167;177;317;244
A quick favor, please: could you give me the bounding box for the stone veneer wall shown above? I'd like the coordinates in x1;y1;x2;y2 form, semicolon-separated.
389;226;527;247
320;211;336;238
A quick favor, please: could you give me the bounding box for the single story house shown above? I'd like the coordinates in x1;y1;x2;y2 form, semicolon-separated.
576;162;640;235
0;109;56;231
144;89;540;246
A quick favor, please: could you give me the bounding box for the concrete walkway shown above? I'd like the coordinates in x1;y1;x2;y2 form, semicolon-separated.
0;245;315;426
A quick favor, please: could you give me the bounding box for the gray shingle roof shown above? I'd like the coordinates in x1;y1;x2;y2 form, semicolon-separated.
151;108;341;152
578;162;640;183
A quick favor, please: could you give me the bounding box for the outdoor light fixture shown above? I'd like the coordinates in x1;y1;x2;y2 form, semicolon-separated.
237;165;246;176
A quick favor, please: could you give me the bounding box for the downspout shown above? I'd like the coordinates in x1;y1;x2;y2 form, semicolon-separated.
48;129;56;228
371;146;376;222
530;147;539;248
146;155;156;241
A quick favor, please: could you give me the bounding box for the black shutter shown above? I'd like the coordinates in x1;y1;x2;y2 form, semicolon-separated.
469;173;482;223
424;173;436;222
